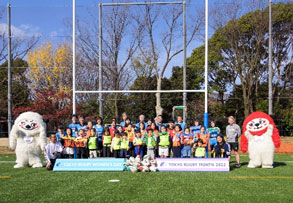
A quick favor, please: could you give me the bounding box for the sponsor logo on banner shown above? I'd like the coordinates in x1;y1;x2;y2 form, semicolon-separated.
157;158;230;172
53;158;125;171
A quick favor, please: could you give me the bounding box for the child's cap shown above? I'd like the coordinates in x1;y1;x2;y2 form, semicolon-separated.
122;132;127;136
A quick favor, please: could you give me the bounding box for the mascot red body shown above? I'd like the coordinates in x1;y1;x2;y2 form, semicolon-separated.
241;112;280;168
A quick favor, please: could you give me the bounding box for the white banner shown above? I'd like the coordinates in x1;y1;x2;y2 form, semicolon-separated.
157;158;230;172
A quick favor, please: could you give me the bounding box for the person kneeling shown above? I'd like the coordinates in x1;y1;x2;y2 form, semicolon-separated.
44;134;63;170
212;135;231;158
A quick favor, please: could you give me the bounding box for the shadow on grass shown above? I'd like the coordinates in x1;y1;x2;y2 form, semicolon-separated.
273;162;287;168
230;162;248;171
230;161;286;170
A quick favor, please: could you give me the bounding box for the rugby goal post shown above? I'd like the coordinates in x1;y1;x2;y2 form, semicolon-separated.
72;1;209;129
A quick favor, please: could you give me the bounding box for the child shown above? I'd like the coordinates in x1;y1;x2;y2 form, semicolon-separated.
125;124;135;157
133;130;144;157
75;129;88;158
87;128;99;158
109;119;117;138
94;117;104;157
111;132;121;158
181;128;193;158
123;118;132;130
102;127;112;157
117;126;124;135
146;119;152;129
44;134;63;170
56;126;64;142
86;121;94;138
62;128;75;158
138;122;146;136
190;120;201;141
212;135;231;158
167;121;176;139
172;124;182;158
145;128;156;159
120;132;129;158
157;125;171;158
208;120;221;156
198;126;209;158
194;139;206;158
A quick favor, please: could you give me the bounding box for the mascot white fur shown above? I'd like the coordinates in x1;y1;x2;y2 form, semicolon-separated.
9;112;47;168
241;112;280;168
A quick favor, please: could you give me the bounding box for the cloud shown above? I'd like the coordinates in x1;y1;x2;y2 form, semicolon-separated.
0;23;41;39
49;31;58;38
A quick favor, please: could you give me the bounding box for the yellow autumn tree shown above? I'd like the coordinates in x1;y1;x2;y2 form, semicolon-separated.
27;42;72;95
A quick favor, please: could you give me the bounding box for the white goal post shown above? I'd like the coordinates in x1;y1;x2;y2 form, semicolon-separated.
72;0;209;127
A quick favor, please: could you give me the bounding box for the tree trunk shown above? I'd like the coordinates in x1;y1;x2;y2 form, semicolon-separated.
155;76;163;116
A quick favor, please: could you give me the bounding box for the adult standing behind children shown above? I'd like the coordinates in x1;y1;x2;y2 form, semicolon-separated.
68;114;79;137
76;116;88;133
226;116;241;168
136;114;147;130
175;115;185;131
44;134;63;170
94;117;104;157
120;112;128;127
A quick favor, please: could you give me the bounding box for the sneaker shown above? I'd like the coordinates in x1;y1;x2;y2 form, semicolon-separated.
235;164;241;168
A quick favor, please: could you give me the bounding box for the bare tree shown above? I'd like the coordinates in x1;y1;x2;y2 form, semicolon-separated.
67;3;143;120
135;3;203;116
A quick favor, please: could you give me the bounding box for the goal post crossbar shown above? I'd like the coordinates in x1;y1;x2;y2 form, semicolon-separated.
75;90;205;94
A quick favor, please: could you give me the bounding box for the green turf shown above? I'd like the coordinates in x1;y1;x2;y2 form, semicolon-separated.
0;154;292;203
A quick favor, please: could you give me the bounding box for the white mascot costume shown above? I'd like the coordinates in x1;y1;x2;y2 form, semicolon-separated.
9;112;47;168
241;112;280;168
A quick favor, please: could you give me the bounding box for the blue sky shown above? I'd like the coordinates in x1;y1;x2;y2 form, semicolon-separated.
0;0;211;77
0;0;276;78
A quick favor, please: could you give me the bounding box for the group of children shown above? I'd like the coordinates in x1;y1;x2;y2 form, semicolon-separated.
52;113;231;160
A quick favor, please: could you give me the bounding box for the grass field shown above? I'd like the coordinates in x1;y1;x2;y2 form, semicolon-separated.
0;154;293;203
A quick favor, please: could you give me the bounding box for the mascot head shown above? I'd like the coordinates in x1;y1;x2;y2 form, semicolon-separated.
241;111;280;153
14;112;46;136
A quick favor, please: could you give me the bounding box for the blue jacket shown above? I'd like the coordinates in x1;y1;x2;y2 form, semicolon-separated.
213;142;231;158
